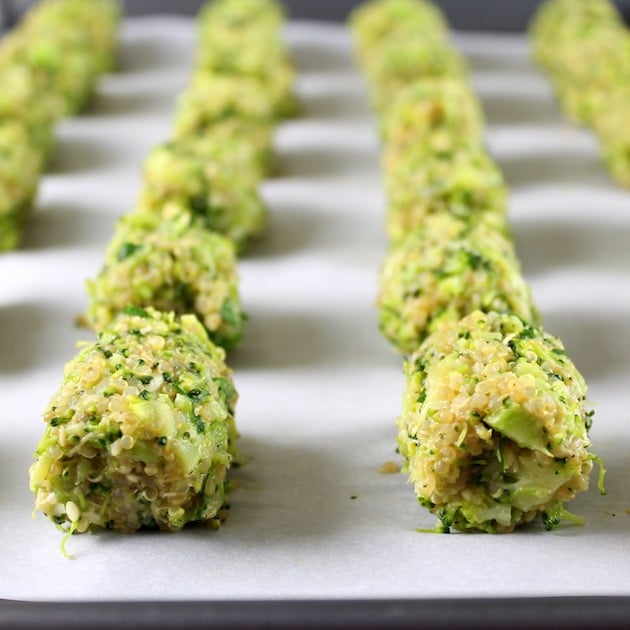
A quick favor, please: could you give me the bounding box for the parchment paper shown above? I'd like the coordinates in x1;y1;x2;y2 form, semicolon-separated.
1;17;629;602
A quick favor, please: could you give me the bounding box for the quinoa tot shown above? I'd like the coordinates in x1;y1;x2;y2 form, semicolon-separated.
398;310;599;533
377;216;537;354
381;78;484;153
86;211;245;351
197;0;286;34
194;34;299;120
138;140;268;252
382;142;509;244
364;38;468;111
30;307;239;535
349;0;447;68
173;73;277;136
0;120;44;251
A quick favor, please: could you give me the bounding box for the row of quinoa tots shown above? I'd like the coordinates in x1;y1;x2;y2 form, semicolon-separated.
350;0;602;534
0;0;119;251
29;0;299;542
530;0;630;187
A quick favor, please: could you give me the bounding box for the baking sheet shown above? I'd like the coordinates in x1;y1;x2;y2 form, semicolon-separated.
1;17;630;602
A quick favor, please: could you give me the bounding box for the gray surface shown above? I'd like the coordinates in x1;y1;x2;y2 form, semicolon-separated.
2;0;630;30
3;597;630;629
117;0;548;30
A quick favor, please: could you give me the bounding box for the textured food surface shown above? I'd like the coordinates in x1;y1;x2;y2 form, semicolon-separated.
398;310;593;533
29;307;238;534
377;217;538;353
85;211;245;349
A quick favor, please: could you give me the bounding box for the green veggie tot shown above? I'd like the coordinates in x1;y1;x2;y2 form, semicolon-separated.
382;142;508;244
86;211;245;350
398;310;599;533
30;307;239;535
381;78;484;154
137;140;268;252
377;216;536;354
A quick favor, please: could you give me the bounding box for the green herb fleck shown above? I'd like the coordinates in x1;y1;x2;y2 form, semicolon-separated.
117;242;142;261
214;377;236;401
188;388;208;401
192;414;205;434
123;304;150;318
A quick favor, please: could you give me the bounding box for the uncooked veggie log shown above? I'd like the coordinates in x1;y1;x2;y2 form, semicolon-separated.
18;0;120;73
198;0;285;35
398;309;600;533
382;142;508;244
349;0;448;69
377;216;536;354
362;37;467;112
530;0;626;125
0;121;44;252
0;0;120;116
30;306;239;535
530;0;630;186
174;72;278;129
85;211;245;351
196;3;299;120
0;65;58;158
137;139;268;252
381;78;484;155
